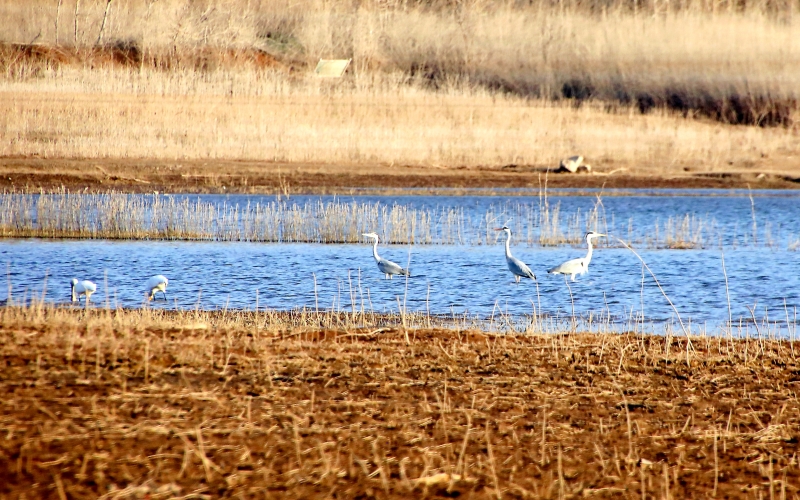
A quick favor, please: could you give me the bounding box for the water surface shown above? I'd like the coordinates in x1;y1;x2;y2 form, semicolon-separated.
4;238;798;334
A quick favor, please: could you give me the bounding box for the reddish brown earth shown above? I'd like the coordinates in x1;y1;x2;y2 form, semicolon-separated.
1;316;799;499
2;157;799;195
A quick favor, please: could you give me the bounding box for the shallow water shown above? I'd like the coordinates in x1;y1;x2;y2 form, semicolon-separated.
8;189;800;247
196;190;800;247
3;237;798;334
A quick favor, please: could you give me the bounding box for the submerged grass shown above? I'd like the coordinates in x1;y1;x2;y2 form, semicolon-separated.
1;302;800;498
0;190;792;249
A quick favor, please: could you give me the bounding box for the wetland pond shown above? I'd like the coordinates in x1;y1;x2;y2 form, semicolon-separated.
2;189;799;334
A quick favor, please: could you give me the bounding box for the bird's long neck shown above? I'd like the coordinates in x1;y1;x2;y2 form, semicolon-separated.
371;237;380;262
504;231;512;259
585;238;594;264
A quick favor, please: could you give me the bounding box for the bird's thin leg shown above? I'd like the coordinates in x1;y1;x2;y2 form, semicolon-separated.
564;275;576;331
162;291;167;301
515;276;520;284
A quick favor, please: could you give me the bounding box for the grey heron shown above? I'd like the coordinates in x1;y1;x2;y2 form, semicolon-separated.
362;232;409;279
547;231;606;281
70;278;97;304
146;275;169;301
494;225;536;283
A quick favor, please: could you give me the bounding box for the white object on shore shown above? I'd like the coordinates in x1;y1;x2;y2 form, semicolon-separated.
314;59;351;78
559;155;592;173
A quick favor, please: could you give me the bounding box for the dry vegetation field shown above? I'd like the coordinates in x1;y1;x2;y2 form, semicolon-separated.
3;2;800;497
1;305;800;498
0;0;799;191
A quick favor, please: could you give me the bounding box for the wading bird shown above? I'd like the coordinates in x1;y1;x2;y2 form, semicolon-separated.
494;225;536;283
362;232;410;279
70;278;97;304
548;231;606;281
146;275;169;301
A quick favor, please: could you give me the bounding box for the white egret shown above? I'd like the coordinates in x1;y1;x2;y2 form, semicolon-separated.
362;232;409;279
146;275;169;301
70;278;97;304
548;231;606;281
494;225;536;283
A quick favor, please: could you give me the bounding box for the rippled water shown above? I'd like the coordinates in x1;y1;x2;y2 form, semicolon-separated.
193;190;800;247
7;189;800;247
3;236;798;334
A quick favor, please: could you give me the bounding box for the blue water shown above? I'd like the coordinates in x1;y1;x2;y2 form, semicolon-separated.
149;190;800;247
10;189;800;247
3;237;798;333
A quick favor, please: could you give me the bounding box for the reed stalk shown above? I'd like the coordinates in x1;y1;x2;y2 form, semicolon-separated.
0;190;792;249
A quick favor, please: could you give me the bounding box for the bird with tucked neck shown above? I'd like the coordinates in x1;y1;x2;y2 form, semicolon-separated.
70;278;96;304
146;275;169;301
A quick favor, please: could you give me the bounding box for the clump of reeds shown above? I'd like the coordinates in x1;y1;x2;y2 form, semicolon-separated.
0;190;439;244
0;190;793;249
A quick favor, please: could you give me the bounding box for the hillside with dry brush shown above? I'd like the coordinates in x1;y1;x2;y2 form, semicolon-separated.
1;0;800;191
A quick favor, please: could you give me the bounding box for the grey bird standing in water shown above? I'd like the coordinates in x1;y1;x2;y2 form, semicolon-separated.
494;225;536;283
362;232;410;279
548;231;606;281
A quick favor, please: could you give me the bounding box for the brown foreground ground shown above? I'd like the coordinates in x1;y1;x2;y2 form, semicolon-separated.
1;308;799;499
2;157;800;195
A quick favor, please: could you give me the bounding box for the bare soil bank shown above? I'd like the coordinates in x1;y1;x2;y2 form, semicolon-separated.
1;317;799;499
2;157;799;194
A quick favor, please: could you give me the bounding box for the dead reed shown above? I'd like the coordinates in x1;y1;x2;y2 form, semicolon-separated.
0;191;438;244
2;0;799;128
0;190;791;249
0;2;799;176
1;303;799;498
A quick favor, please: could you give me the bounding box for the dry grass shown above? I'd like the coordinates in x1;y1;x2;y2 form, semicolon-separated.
0;189;791;249
0;1;799;173
1;304;800;498
0;191;439;244
4;81;796;173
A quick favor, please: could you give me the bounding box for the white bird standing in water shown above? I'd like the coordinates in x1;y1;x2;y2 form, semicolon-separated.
70;278;97;304
146;275;169;301
494;225;536;283
548;231;606;281
362;232;410;279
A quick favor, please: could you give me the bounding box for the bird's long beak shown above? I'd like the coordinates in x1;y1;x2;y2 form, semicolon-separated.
493;227;504;231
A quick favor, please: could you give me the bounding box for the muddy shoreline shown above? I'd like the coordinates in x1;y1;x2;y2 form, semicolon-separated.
2;157;798;195
2;309;799;498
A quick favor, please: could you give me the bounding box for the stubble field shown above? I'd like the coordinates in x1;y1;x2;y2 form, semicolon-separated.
3;1;800;498
1;307;799;499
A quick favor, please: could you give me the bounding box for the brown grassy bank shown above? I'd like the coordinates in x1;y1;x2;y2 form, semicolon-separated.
1;157;799;195
1;306;800;498
2;1;800;185
2;0;800;127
